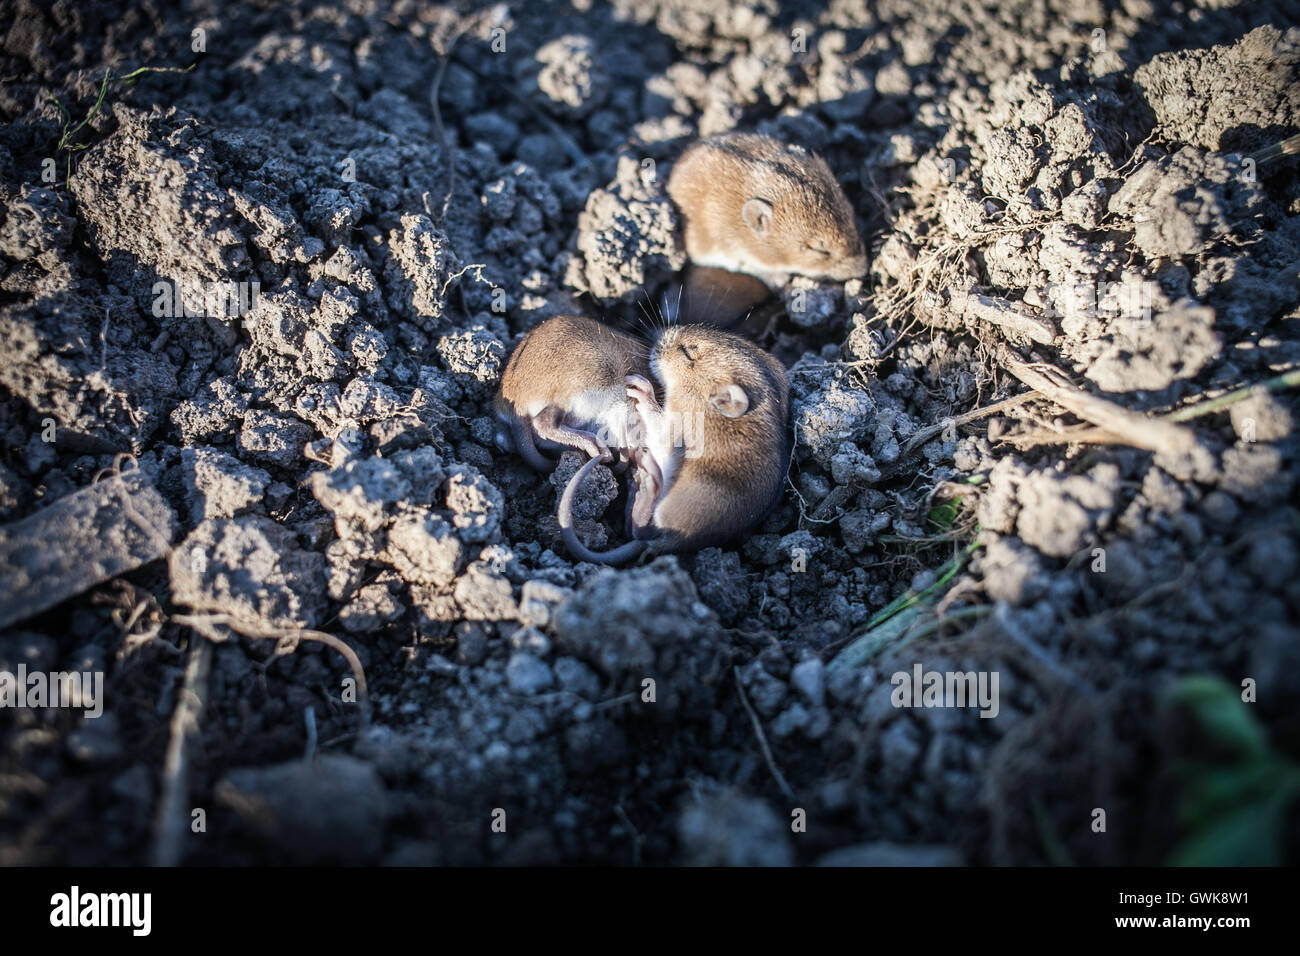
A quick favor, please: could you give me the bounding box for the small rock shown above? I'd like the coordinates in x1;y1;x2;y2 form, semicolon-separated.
506;653;554;695
791;658;826;706
678;792;793;866
236;409;313;470
215;756;389;864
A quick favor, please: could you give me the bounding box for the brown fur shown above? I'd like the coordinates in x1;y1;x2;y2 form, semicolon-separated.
675;265;774;330
495;314;650;470
641;323;790;552
666;132;867;284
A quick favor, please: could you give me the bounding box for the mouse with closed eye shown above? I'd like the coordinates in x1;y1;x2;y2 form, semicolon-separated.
494;314;650;471
558;322;789;563
666;132;868;294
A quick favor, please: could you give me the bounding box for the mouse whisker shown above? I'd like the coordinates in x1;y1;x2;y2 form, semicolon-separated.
634;293;659;341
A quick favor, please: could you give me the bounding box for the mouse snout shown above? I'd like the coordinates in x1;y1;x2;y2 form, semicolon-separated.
653;324;679;354
828;251;869;281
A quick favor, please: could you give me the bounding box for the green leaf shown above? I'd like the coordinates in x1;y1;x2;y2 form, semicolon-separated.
1163;675;1300;866
1169;785;1295;866
927;497;961;531
1177;760;1293;825
1161;675;1269;761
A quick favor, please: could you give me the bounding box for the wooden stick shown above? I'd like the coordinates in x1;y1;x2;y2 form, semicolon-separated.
152;640;211;867
1008;368;1300;446
733;667;795;802
900;391;1038;457
999;350;1201;458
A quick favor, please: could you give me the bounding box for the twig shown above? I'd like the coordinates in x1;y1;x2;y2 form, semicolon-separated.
429;16;475;222
593;692;639;710
1010;368;1300;446
152;639;211;867
889;604;992;654
613;803;642;866
901;391;1038;457
954;290;1058;346
1253;134;1300;165
429;54;455;221
999;350;1201;457
171;612;370;733
807;484;854;523
733;666;795;802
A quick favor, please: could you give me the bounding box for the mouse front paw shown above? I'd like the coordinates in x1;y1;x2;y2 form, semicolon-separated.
625;374;659;409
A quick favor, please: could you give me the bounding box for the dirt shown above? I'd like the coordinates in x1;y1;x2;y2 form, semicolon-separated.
1;0;1297;866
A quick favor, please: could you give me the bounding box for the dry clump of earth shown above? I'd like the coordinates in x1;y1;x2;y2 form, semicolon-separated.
0;0;1297;865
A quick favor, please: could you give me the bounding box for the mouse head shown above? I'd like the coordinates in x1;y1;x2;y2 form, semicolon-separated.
651;324;789;433
727;138;867;281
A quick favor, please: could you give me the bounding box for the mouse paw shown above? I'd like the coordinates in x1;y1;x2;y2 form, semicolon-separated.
625;374;658;409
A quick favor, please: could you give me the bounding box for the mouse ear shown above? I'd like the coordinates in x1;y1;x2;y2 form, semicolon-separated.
741;198;773;236
710;383;750;418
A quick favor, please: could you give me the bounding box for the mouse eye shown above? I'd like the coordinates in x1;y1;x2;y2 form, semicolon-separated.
679;344;698;362
807;244;832;258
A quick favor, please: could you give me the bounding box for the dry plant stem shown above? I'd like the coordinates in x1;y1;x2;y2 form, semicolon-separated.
891;604;993;654
303;707;318;762
808;484;854;523
172;612;370;733
999;350;1201;456
1010;368;1300;447
1253;133;1300;164
429;55;455;220
152;639;211;867
900;391;1038;456
1007;428;1121;448
429;19;471;222
733;666;795;802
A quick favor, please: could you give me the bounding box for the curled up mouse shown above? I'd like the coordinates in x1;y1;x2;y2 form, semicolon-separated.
494;314;650;471
558;323;790;564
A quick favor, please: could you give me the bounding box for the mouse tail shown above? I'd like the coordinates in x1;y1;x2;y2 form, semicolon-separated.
558;456;647;565
511;416;555;471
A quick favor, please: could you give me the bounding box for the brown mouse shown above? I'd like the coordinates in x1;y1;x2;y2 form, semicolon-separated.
664;264;777;332
494;314;650;470
558;323;790;563
666;132;868;290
